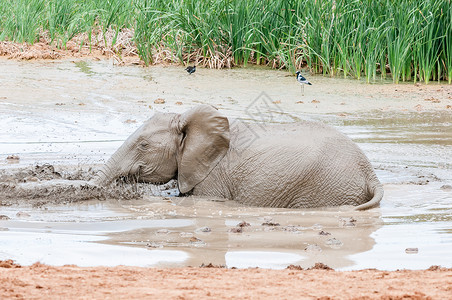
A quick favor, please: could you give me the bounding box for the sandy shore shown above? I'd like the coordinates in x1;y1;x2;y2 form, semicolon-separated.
1;261;451;299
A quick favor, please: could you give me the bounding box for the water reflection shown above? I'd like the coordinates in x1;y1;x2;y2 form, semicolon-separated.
0;199;382;269
0;60;451;269
337;111;452;145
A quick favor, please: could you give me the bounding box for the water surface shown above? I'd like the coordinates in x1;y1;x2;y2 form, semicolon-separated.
0;59;451;270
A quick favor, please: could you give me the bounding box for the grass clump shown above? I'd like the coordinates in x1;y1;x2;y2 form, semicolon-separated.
0;0;451;84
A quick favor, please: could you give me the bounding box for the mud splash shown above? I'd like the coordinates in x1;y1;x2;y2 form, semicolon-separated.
0;164;177;206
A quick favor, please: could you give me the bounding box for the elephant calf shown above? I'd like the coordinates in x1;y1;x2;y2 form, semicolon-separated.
93;105;383;210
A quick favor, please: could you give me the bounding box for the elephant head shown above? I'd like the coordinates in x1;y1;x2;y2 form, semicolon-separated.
93;105;230;193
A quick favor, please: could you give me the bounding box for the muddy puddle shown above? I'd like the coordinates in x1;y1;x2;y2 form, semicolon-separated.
0;59;451;270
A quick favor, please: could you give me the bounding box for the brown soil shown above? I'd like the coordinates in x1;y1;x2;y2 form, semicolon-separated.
0;28;140;65
0;262;451;299
0;28;229;68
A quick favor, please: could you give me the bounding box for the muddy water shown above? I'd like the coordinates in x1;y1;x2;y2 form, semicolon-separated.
0;59;451;270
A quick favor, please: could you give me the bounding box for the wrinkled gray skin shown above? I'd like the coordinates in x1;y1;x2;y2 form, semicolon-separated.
93;105;383;210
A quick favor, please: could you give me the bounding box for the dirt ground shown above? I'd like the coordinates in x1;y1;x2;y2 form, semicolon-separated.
0;261;451;299
0;29;140;65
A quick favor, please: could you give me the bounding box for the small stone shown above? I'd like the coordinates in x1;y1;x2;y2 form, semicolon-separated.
304;244;322;253
262;221;280;226
414;104;423;111
296;101;304;104
283;225;304;233
0;260;21;268
311;100;320;103
325;238;343;249
146;242;162;248
440;185;452;191
16;212;31;218
340;217;356;227
229;227;243;233
286;264;303;270
263;227;278;233
405;248;419;254
307;263;333;270
175;101;183;105
124;119;137;124
154;98;165;104
167;210;177;217
179;232;193;238
0;215;10;220
424;97;440;103
318;230;331;236
273;100;281;104
237;221;250;227
6;155;20;163
200;263;226;268
196;227;211;233
312;224;323;230
189;237;202;243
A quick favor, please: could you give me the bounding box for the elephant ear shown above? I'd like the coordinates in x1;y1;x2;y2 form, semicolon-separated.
176;105;230;193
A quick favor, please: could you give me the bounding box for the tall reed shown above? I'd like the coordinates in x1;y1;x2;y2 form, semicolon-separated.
0;0;450;83
1;0;45;44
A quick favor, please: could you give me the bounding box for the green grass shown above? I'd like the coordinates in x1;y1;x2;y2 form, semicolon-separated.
0;0;45;44
0;0;451;84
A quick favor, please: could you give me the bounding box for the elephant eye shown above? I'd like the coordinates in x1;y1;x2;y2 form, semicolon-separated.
139;141;150;149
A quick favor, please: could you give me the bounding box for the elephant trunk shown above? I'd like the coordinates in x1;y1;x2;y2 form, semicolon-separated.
91;141;131;186
92;160;117;186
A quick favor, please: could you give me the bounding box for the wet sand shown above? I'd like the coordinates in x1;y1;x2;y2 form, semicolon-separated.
1;53;451;298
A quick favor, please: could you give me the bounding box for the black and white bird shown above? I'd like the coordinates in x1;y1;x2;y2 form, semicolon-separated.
185;65;196;75
296;71;312;94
